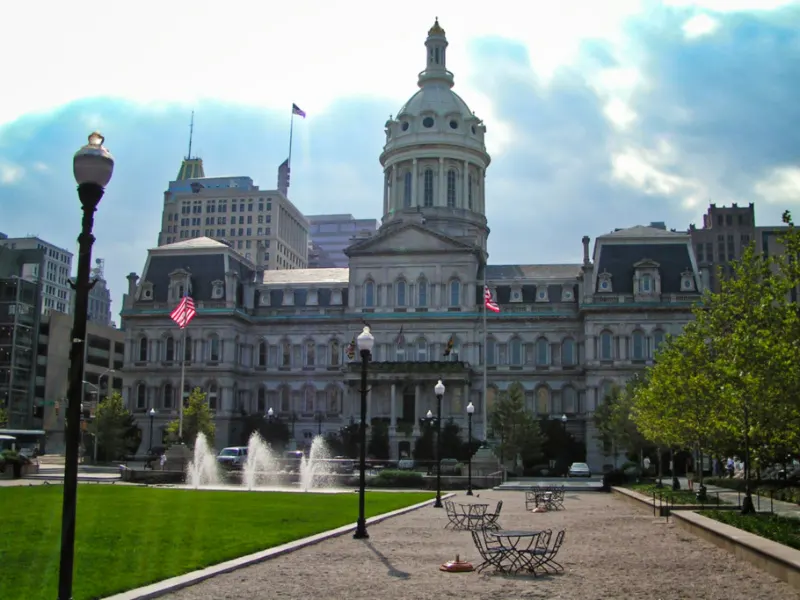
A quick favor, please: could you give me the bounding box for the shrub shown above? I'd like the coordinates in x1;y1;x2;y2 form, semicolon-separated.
369;469;425;488
702;510;800;550
602;469;627;490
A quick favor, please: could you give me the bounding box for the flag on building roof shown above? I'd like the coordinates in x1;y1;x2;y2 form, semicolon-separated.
345;334;356;360
395;325;405;347
484;287;500;313
292;103;306;118
170;295;196;328
443;335;455;357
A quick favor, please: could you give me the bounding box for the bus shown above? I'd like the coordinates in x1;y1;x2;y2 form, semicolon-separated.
0;429;47;455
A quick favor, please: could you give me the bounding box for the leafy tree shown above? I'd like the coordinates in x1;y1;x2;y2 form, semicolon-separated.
89;393;141;461
368;418;390;459
239;414;291;450
413;423;435;462
338;418;363;459
0;406;7;428
440;418;463;460
594;385;624;466
165;387;215;447
490;383;545;469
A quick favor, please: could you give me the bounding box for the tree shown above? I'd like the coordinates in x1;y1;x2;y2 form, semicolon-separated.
165;387;215;447
440;419;463;460
490;383;545;469
0;406;7;428
239;414;291;450
368;418;390;459
89;393;141;461
594;385;625;467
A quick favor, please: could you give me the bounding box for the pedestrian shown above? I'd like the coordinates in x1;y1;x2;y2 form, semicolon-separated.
160;452;167;471
686;456;694;491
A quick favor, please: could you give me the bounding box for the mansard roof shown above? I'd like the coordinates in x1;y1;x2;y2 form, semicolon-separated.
261;268;349;286
595;243;696;294
487;264;582;281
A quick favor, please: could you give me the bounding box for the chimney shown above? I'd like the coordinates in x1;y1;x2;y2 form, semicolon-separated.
126;272;139;297
582;236;591;266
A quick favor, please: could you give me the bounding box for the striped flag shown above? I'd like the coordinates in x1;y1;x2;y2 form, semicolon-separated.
170;296;196;329
484;287;500;313
395;325;405;347
345;334;356;360
443;335;455;357
292;103;306;118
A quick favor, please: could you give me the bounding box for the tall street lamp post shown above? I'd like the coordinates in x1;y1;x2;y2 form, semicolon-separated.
316;411;324;436
561;413;568;476
148;408;156;451
466;401;474;496
433;379;445;508
58;132;114;600
354;326;374;540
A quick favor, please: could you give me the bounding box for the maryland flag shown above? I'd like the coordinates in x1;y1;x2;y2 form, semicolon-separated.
345;334;357;360
443;335;455;357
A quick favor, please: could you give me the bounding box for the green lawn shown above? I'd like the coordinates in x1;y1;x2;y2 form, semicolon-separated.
629;483;728;505
0;485;434;600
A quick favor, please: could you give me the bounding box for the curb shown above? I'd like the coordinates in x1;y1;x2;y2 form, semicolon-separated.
104;492;454;600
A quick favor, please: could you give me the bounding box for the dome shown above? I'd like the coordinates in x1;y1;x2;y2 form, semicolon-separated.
397;86;473;121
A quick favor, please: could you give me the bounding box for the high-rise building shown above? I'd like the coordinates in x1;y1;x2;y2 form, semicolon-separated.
306;214;379;268
157;156;310;270
0;234;73;315
70;258;113;327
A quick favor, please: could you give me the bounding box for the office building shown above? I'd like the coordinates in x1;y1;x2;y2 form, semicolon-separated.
306;214;379;268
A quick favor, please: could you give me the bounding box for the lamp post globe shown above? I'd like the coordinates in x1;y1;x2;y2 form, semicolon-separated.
466;402;475;495
426;409;433;419
354;326;373;540
357;326;375;353
148;408;156;452
434;379;445;397
561;413;567;424
267;407;274;418
58;133;114;600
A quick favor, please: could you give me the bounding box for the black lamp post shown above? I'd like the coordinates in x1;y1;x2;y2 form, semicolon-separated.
560;413;568;477
58;132;114;600
466;401;474;496
148;408;156;451
433;379;445;508
316;411;324;436
354;326;374;540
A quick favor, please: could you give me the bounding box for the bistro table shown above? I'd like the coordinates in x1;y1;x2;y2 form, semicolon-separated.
488;530;547;574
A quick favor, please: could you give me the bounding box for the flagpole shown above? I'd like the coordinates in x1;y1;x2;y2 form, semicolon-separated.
178;323;187;441
288;108;295;169
482;279;488;444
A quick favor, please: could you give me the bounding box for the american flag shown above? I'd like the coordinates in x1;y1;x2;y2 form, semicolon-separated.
292;103;306;118
484;287;500;313
170;296;196;329
395;325;405;347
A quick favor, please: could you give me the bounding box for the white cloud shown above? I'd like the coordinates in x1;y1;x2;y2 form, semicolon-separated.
682;14;720;38
0;1;646;128
753;166;800;204
0;161;24;184
603;98;638;129
32;162;49;172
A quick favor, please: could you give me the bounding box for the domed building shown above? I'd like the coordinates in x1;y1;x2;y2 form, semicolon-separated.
120;20;705;473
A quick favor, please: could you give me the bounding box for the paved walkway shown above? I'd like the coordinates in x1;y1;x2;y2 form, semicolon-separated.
164;490;796;600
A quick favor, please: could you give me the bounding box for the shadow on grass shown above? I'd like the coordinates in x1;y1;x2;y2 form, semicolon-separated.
360;540;410;579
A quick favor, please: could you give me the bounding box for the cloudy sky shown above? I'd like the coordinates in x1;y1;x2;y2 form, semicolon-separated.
1;0;799;319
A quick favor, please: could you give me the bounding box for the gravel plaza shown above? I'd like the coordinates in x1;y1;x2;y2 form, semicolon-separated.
164;489;798;600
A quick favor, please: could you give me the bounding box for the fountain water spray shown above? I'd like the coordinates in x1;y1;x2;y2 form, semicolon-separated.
242;432;280;490
299;435;336;491
186;433;221;488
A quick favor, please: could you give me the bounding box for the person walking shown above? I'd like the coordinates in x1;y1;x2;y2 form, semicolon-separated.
686;455;694;491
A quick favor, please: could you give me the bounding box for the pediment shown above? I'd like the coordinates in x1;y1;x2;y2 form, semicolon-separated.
633;258;660;269
346;224;474;256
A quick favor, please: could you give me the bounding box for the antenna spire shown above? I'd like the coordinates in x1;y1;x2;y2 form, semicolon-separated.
187;111;195;160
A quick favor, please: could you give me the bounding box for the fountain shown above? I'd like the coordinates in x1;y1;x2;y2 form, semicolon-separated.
186;433;221;488
298;435;336;491
242;432;281;490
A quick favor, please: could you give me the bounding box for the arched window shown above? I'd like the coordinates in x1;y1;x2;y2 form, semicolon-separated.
416;339;427;361
258;340;267;366
327;387;340;413
138;337;148;362
182;383;191;407
165;337;175;362
209;334;220;362
449;280;460;306
396;280;407;306
535;338;549;366
561;338;575;366
536;387;550;415
446;169;457;207
403;172;412;207
467;174;473;209
329;340;340;366
653;330;666;355
423;169;434;207
163;383;173;409
364;280;375;307
207;384;218;411
257;388;266;414
417;278;428;307
304;387;315;413
600;331;613;361
280;386;291;412
562;386;577;414
639;274;653;293
136;383;147;409
184;336;193;362
305;340;315;367
486;337;496;366
632;330;645;361
281;341;291;368
510;337;522;366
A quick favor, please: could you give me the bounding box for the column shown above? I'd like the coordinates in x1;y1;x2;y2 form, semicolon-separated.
383;171;389;214
412;159;418;207
390;383;397;429
438;157;445;206
390;165;397;212
462;160;469;209
481;168;487;213
413;384;421;435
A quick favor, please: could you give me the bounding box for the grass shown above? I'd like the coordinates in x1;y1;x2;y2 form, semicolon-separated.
629;483;727;505
701;510;800;550
0;485;434;600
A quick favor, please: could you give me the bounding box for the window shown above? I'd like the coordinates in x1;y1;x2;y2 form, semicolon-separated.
256;388;266;414
163;384;173;409
535;338;549;366
258;341;267;366
305;340;315;367
632;330;645;360
281;341;291;368
304;387;315;413
364;281;375;307
184;336;193;362
279;386;291;412
138;337;148;362
418;278;428;307
396;280;407;306
209;335;220;362
486;337;496;366
536;387;550;415
446;169;456;207
467;174;473;209
562;386;577;414
561;338;575;366
600;331;613;361
423;169;434;207
327;388;340;413
403;172;412;207
449;280;460;306
136;384;146;409
639;275;652;293
207;384;218;411
330;340;340;366
653;330;665;355
510;338;522;365
164;337;174;362
416;339;427;361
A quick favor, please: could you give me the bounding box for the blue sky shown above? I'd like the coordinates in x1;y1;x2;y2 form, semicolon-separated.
1;0;799;320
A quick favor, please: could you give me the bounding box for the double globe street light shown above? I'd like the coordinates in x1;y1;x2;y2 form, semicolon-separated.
466;401;475;495
58;133;114;600
353;326;374;539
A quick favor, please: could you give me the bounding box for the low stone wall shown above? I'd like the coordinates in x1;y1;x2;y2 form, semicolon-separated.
611;486;738;514
672;511;800;591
